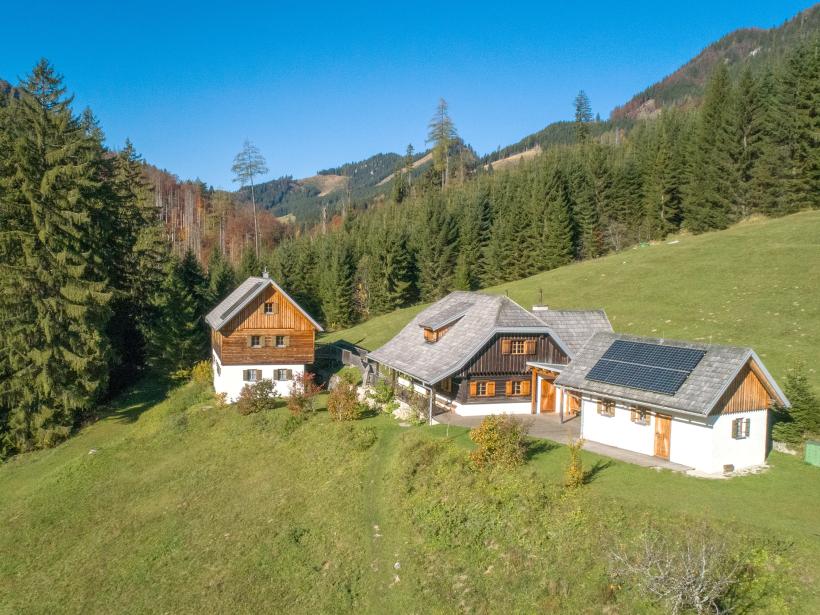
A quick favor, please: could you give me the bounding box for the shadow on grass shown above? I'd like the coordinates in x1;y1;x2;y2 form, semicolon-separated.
584;459;614;484
525;438;559;461
104;376;173;424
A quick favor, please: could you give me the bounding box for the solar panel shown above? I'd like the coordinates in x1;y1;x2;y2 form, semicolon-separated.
587;340;705;396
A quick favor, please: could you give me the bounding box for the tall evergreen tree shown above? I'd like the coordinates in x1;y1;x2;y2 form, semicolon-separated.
320;237;356;328
427;98;457;188
0;60;112;451
574;90;593;143
540;168;576;270
208;247;236;306
685;65;739;233
416;195;458;300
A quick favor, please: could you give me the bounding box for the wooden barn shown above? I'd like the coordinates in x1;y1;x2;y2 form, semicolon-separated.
205;271;323;401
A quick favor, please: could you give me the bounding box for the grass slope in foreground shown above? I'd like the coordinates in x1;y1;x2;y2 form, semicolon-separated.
322;210;820;389
1;381;818;613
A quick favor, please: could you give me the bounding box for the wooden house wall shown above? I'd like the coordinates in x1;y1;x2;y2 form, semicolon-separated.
452;333;568;404
217;285;317;366
716;362;775;414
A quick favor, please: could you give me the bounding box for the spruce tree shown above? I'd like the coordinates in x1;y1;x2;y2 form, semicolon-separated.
772;363;820;446
144;257;208;379
320;237;356;328
540;168;576;269
0;60;112;450
208;247;236;306
685;65;739;233
416;195;458;300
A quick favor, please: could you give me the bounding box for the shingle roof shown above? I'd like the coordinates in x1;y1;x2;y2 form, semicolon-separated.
205;276;323;332
531;308;613;354
554;332;787;416
368;291;604;385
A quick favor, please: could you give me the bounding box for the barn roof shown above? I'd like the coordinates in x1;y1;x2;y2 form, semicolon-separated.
554;332;788;416
205;275;323;332
367;291;610;385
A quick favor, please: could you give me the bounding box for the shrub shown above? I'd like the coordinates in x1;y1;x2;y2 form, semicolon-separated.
190;360;212;386
609;525;754;615
236;379;279;415
327;379;361;421
368;378;395;405
772;362;820;446
341;424;378;450
564;438;586;489
468;414;526;469
287;372;323;417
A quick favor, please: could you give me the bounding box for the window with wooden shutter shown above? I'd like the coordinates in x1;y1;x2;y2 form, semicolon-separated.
597;399;615;417
286;369;293;380
732;417;750;439
250;335;262;348
510;340;526;354
521;379;531;396
283;336;290;347
501;339;512;354
275;335;286;348
486;381;496;396
524;339;536;355
469;381;478;396
630;407;649;425
505;380;513;396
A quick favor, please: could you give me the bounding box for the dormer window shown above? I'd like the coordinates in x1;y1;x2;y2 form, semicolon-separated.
423;326;450;343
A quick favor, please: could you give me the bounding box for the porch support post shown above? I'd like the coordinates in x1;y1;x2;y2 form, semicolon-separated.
428;386;433;425
560;388;565;424
531;368;537;414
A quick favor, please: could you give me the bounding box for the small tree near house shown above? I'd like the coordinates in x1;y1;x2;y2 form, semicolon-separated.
564;438;586;489
772;362;820;446
469;415;526;469
327;379;360;421
236;379;279;415
287;372;323;417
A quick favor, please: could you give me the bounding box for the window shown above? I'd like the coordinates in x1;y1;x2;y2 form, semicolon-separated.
250;335;262;348
275;369;293;381
597;399;615;417
630;407;649;425
501;338;536;355
470;380;495;397
264;302;275;315
275;335;287;348
440;377;452;393
511;340;526;354
243;369;260;382
732;418;751;439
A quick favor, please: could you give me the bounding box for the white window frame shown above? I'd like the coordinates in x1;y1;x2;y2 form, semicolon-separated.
243;369;259;383
732;417;751;440
264;302;274;315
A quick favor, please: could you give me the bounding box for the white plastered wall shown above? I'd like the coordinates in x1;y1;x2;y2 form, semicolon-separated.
453;400;532;416
708;410;769;473
213;352;304;402
580;397;656;456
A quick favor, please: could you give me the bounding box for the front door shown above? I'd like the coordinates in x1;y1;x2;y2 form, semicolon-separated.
540;379;556;413
654;414;671;459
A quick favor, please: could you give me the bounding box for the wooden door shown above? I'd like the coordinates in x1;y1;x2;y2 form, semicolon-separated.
540;379;556;413
566;393;581;418
654;414;671;459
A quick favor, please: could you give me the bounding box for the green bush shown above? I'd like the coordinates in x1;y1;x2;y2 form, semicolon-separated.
468;414;526;469
341;424;377;451
190;360;212;386
236;380;280;415
564;438;586;489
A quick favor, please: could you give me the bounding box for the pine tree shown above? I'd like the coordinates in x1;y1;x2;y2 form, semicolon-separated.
772;363;820;446
416;195;458;300
144;256;208;379
427;98;457;188
574;90;593;143
685;65;739;233
320;237;356;328
208;247;236;306
0;60;112;451
540;168;576;269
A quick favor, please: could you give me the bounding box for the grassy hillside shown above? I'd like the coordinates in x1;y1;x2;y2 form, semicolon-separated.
1;379;818;613
322;210;820;390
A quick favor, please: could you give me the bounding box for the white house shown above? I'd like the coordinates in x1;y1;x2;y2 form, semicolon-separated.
205;272;323;402
553;333;789;474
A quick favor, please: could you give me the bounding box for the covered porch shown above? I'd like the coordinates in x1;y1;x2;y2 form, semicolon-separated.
527;361;580;422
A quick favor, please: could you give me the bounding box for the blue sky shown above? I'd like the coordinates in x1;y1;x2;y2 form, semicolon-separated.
2;1;813;188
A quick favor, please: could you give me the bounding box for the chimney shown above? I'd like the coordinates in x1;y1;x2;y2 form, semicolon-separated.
532;305;549;312
262;268;269;279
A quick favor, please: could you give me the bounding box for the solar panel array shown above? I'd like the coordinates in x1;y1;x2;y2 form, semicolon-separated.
587;340;706;396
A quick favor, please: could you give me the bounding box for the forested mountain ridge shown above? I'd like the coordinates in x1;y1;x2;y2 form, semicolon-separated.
611;3;820;120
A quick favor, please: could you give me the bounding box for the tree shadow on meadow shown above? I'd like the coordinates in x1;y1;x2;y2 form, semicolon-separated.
524;437;559;461
583;459;614;484
103;377;173;425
